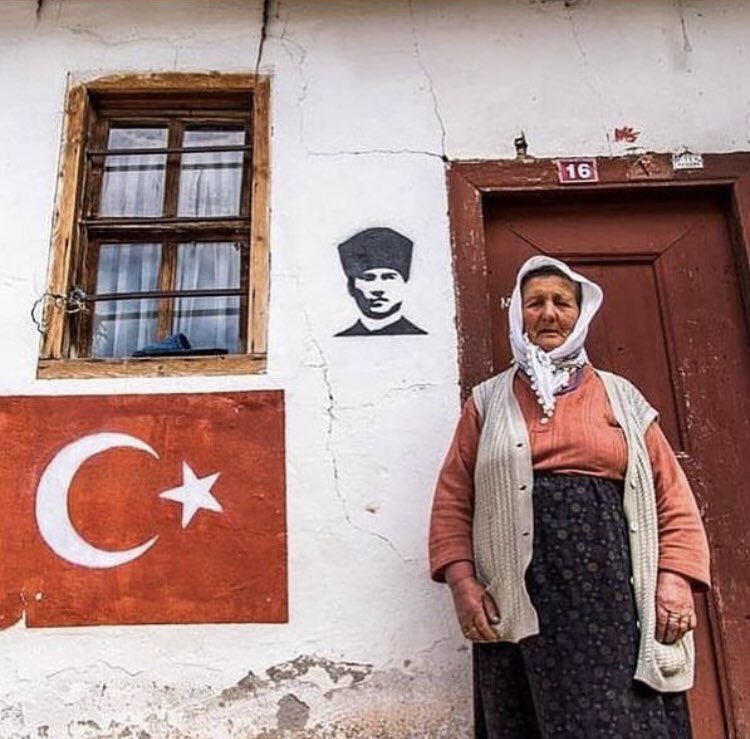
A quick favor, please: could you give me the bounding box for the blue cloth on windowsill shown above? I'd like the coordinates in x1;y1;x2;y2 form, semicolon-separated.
132;333;228;357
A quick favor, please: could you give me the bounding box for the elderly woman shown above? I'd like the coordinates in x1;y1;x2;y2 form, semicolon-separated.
429;256;710;738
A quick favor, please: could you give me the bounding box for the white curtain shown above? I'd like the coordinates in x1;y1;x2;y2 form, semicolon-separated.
99;127;167;217
174;242;241;352
174;129;245;351
93;127;244;357
92;244;160;358
178;129;244;217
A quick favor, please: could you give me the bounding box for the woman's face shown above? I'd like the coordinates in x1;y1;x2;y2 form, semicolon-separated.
521;274;581;352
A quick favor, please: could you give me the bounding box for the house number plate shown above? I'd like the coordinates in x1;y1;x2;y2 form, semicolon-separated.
556;158;599;184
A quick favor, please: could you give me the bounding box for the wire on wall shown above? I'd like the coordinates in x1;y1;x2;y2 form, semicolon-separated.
31;288;88;336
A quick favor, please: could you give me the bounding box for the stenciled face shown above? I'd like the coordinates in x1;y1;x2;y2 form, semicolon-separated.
350;268;407;319
521;274;581;352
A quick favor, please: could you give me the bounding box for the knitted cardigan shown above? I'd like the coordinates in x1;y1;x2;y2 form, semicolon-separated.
472;366;695;693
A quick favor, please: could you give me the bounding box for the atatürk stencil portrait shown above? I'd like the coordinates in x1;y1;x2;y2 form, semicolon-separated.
335;227;427;337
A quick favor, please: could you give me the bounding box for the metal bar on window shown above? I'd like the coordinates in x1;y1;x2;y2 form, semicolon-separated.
84;287;245;302
86;144;253;158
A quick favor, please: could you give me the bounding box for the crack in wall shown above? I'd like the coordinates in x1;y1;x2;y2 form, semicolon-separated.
255;0;273;74
408;0;448;161
388;381;438;394
34;0;67;23
308;147;444;160
674;0;693;53
277;3;310;151
564;6;613;155
312;332;405;560
45;661;146;680
287;274;405;561
274;1;445;163
64;24;197;45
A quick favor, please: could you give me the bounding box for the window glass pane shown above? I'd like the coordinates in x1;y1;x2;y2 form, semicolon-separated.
99;127;167;217
174;241;242;352
92;243;161;358
173;296;241;353
177;128;245;217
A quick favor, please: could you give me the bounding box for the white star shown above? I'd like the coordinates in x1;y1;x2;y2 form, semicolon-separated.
159;462;223;528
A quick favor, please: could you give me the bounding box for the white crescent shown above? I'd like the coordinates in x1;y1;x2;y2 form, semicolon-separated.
35;432;159;569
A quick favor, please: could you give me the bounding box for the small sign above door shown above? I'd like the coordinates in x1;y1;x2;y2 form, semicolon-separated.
556;158;600;184
672;151;704;171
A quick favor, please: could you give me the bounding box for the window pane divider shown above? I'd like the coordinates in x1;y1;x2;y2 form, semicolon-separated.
86;144;253;157
157;241;177;340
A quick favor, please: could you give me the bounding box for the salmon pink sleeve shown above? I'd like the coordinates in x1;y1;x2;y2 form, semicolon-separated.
429;397;480;582
647;422;711;590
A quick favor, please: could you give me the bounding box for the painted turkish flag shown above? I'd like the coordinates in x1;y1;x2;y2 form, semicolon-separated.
0;391;286;627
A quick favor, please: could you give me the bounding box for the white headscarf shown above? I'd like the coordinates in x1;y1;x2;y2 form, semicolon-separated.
509;255;603;418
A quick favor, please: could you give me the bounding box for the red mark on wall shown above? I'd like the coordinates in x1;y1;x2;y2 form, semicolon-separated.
0;391;286;628
614;126;641;143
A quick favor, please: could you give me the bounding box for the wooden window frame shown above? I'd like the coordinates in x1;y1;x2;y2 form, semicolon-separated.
38;73;270;379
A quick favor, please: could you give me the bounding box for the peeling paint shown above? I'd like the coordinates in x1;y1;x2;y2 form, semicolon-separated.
276;693;310;731
266;655;372;686
1;654;470;738
220;670;266;703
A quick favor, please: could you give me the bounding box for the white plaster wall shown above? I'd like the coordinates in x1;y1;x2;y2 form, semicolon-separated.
1;0;749;735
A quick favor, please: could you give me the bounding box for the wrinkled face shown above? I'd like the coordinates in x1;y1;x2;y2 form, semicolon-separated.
350;268;406;318
521;275;580;352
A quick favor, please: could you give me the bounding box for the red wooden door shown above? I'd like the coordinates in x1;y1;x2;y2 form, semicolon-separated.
483;188;750;738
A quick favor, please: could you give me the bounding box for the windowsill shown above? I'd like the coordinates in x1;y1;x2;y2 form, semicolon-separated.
37;353;267;379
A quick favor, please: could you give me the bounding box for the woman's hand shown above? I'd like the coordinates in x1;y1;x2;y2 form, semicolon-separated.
655;570;697;644
445;561;501;641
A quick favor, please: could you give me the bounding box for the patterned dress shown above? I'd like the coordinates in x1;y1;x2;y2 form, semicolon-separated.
473;474;691;738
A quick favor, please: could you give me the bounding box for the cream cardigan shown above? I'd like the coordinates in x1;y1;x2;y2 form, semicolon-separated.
472;366;695;693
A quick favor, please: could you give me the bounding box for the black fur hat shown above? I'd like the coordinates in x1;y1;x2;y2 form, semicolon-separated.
338;228;413;281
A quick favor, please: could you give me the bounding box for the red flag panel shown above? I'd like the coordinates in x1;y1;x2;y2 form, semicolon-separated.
0;391;286;627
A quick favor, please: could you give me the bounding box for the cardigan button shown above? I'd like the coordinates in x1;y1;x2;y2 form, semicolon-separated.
630;522;639;533
519;485;528;491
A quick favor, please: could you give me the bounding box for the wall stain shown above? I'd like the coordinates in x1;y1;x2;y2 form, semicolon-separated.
276;693;310;731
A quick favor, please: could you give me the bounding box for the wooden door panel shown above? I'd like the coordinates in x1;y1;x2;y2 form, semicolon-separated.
578;261;683;446
483;190;747;738
655;212;750;739
495;194;702;258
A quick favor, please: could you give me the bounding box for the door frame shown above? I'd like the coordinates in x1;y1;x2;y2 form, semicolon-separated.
446;152;750;739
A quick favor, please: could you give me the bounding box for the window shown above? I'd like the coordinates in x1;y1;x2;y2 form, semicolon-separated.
38;74;270;378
